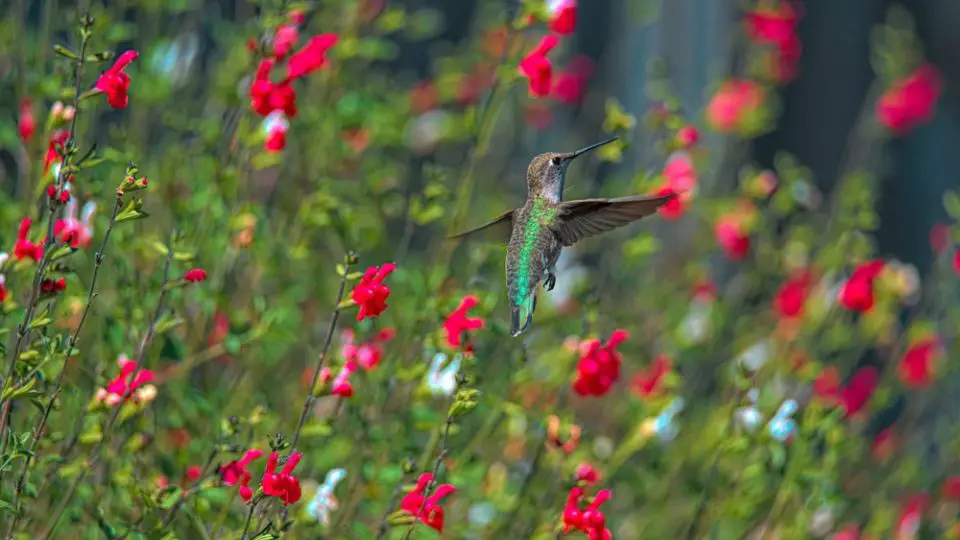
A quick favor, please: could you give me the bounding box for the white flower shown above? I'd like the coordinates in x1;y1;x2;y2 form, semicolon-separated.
425;352;461;397
307;468;347;525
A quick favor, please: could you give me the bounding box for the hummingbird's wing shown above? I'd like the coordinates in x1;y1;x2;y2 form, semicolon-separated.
445;210;515;244
552;194;676;246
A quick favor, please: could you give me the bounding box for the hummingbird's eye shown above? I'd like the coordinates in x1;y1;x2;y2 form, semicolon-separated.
550;157;561;166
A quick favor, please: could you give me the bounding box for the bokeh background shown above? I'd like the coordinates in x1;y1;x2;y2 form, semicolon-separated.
1;0;960;538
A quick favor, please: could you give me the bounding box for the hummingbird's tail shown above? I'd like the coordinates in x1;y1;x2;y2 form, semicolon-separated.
510;291;538;337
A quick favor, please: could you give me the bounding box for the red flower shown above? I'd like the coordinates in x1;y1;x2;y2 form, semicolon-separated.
44;130;70;175
942;476;960;501
838;366;879;418
249;59;298;117
0;278;8;304
953;248;960;276
898;338;940;389
706;78;765;132
184;268;208;283
744;3;802;82
331;361;356;397
812;366;841;403
13;217;44;262
54;198;96;248
575;463;600;485
341;328;395;371
265;125;287;152
930;223;951;253
94;50;139;109
714;218;750;260
442;295;485;349
653;186;686;220
410;81;439;114
351;262;397;321
871;428;896;462
519;35;560;97
261;451;303;505
220;449;264;502
838;260;885;313
773;270;812;319
18;100;35;142
676;125;699;148
572;330;628;397
552;55;594;105
40;277;66;295
95;354;156;406
185;465;203;481
400;473;456;532
286;34;339;79
897;493;928;538
272;24;299;59
562;486;612;540
548;0;577;36
630;354;670;398
877;64;941;135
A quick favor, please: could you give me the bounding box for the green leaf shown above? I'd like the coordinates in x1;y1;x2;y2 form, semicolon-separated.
1;378;36;402
299;422;333;439
53;45;78;59
28;316;53;329
944;190;960;219
48;244;76;262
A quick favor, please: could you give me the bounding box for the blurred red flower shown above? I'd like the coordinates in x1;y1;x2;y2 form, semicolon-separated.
14;217;44;262
898;338;940;389
18;100;34;142
773;269;812;319
714;218;750;260
548;0;577;35
675;125;699;148
630;354;670;399
573;329;628;397
942;476;960;500
286;33;339;79
663;151;698;193
707;79;765;132
351;263;397;321
838;366;879;418
744;3;802;82
519;35;560;97
184;268;208;283
653;186;686;220
94;50;139;109
877;64;941;135
250;60;298;117
552;55;594;105
443;295;485;350
272;24;299;60
838;260;885;313
400;473;456;532
340;327;395;371
44;130;70;175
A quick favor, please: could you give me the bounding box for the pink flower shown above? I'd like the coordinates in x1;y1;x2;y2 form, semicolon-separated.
714;218;750;260
552;55;594;105
663;151;697;193
94;51;139;109
272;24;299;59
442;295;485;350
675;125;699;148
706;78;765;133
399;473;456;532
519;35;560;97
261;451;303;505
95;354;156;406
18;100;35;142
744;3;802;82
877;64;941;135
340;328;395;371
350;263;397;321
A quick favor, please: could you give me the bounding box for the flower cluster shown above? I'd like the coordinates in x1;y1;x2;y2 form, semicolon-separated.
572;329;628;397
95;354;157;406
248;11;338;152
399;473;456;532
562;486;612;540
518;1;594;104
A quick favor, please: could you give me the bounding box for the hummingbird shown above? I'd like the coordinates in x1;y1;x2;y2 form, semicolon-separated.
448;137;676;337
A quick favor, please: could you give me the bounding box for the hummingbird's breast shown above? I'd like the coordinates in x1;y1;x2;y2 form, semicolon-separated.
506;200;562;305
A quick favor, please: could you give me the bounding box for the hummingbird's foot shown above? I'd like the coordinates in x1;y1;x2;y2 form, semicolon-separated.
544;272;556;292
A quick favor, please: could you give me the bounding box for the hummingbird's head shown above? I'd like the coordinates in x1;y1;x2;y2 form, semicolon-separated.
526;137;618;202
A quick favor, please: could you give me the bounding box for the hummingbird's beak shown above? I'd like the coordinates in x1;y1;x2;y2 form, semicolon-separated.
564;137;619;161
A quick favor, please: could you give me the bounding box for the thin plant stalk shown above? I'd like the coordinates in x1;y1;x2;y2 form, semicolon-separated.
401;404;456;540
4;193;122;537
0;13;93;453
238;497;262;540
289;252;354;450
40;235;176;540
